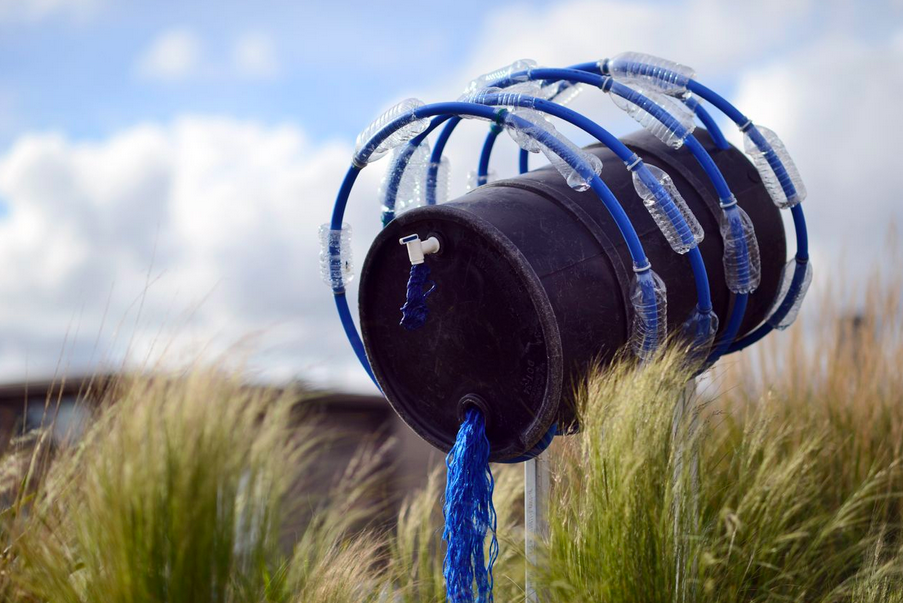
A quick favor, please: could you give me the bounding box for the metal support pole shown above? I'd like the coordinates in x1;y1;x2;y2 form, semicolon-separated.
525;452;550;603
672;377;699;602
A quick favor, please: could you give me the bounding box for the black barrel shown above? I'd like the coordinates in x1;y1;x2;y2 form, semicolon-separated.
359;129;786;461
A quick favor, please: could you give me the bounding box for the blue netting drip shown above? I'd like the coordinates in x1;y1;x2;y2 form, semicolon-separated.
400;262;436;330
443;407;498;602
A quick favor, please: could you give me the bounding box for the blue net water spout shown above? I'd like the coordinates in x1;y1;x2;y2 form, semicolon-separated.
444;407;498;603
400;262;436;331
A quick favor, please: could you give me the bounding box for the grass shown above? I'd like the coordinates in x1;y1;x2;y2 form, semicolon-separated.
1;265;902;601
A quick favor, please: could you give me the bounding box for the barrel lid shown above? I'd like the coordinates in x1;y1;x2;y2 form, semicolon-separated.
359;204;563;462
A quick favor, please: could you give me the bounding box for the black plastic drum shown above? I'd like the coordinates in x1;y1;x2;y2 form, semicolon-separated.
359;129;786;461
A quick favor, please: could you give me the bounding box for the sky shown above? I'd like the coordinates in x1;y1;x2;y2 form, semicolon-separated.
0;0;900;393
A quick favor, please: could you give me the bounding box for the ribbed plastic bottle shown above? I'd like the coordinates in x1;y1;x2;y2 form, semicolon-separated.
719;203;762;294
604;51;695;96
426;156;450;204
378;142;431;221
353;99;429;164
630;267;668;360
318;223;354;290
610;86;696;149
632;164;704;254
767;259;813;329
743;125;807;209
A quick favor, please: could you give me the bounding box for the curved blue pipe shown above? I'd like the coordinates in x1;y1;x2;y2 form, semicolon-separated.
478;128;499;185
427;115;462;205
686;96;730;150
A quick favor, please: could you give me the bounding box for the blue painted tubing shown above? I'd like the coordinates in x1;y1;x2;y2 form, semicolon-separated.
478;128;499;185
335;292;378;387
428;115;462;205
791;204;808;261
728;258;809;352
686;80;749;124
383;115;455;224
710;292;748;358
519;148;529;174
686;97;730;150
682;136;733;201
380;142;417;226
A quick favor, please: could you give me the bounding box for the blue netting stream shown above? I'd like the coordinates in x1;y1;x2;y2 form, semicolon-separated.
443;407;498;602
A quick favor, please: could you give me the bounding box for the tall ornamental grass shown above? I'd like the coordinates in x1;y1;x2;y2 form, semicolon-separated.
1;264;902;601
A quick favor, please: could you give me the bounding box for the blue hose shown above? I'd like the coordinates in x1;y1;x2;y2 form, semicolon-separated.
686;96;730;150
478;127;500;185
427;115;462;205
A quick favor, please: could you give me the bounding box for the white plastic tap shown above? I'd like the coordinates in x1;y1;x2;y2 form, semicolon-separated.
399;234;440;265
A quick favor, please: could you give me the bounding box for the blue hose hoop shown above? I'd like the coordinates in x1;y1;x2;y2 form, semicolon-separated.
330;101;658;386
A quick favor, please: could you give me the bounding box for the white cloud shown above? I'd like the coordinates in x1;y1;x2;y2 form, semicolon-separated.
0;117;383;391
135;28;203;82
731;32;903;280
233;32;280;79
0;0;101;22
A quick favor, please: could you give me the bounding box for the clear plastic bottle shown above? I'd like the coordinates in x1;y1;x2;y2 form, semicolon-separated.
719;204;761;294
426;156;450;204
682;307;719;352
506;79;546;99
459;87;536;114
461;59;537;96
743;125;807;209
503;111;602;192
378;141;431;222
632;164;704;254
506;108;552;153
353;98;429;164
766;259;813;330
630;267;668;360
604;52;695;96
318;223;354;290
611;87;696;149
546;81;584;105
545;141;602;192
467;169;498;190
